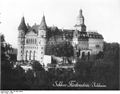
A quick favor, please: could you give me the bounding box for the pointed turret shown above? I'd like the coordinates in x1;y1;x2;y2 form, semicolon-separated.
17;17;27;61
18;16;28;32
37;15;47;64
39;15;47;30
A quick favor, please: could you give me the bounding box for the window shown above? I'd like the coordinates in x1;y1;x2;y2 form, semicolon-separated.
28;39;29;44
26;40;27;44
35;39;37;44
29;50;32;60
33;39;34;44
31;39;32;44
26;50;28;60
88;52;90;60
41;35;44;38
96;45;100;48
33;51;36;60
26;39;29;44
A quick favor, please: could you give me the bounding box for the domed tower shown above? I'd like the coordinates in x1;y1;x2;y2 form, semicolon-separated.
74;9;86;32
17;17;28;61
37;15;47;64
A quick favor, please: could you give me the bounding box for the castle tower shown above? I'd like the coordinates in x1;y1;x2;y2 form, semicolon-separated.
37;15;47;64
17;17;28;61
74;9;86;32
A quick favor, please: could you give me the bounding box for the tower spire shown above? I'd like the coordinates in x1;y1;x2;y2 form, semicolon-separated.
74;9;86;32
18;16;28;31
39;15;47;30
76;9;85;25
79;9;83;18
78;9;84;25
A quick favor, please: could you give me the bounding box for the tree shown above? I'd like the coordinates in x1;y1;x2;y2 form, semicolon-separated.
53;41;74;57
31;60;44;72
74;61;92;81
1;34;16;61
96;51;104;59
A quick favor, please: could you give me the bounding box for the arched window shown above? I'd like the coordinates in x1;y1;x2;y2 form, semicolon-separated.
32;39;33;44
33;39;35;44
28;39;30;44
26;50;28;60
26;39;28;44
33;51;36;60
79;49;81;57
77;50;80;57
32;39;34;44
29;50;32;60
29;39;30;44
35;39;36;44
41;47;44;49
31;39;32;44
88;52;90;60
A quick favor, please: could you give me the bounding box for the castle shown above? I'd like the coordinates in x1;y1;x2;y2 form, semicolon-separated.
17;9;104;64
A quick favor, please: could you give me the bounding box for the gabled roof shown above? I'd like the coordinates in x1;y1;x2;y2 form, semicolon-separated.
25;30;37;36
32;24;40;33
18;17;28;32
39;15;47;30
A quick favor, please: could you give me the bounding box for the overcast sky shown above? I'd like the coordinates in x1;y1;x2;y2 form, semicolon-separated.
0;0;120;48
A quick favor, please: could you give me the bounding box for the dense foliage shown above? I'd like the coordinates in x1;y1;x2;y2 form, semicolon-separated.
46;41;74;57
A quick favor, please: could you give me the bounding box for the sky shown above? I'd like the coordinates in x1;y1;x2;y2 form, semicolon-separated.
0;0;120;48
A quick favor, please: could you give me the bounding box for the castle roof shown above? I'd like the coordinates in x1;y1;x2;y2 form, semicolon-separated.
51;26;59;31
78;31;88;40
32;24;40;33
39;15;47;30
87;32;104;39
18;16;28;32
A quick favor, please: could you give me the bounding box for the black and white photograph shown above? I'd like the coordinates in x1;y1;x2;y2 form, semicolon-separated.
0;0;120;91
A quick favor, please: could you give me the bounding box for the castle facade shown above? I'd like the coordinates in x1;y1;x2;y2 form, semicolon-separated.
17;9;104;63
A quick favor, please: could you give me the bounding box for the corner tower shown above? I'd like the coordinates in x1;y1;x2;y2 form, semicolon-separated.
74;9;86;32
37;15;47;64
17;17;28;61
